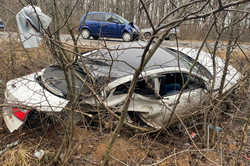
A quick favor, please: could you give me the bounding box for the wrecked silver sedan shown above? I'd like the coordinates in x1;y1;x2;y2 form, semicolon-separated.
2;42;241;132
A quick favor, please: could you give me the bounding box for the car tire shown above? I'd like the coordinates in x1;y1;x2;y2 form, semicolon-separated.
81;29;91;39
122;32;132;42
168;34;176;40
143;32;151;40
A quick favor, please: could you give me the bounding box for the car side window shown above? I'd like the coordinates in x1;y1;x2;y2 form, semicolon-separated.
113;82;130;95
86;14;94;21
159;73;205;97
106;15;120;23
97;14;106;21
159;73;183;97
113;78;155;96
86;14;105;21
186;75;206;90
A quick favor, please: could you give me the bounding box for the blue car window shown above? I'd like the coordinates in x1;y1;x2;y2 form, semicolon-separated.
86;14;94;21
86;13;105;21
94;13;105;21
106;15;120;23
113;14;129;24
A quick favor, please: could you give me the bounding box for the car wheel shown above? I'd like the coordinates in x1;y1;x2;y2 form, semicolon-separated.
122;32;132;42
168;34;176;40
81;29;90;39
143;32;151;40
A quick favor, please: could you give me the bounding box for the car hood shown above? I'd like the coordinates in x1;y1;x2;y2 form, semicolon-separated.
176;47;241;92
5;71;69;112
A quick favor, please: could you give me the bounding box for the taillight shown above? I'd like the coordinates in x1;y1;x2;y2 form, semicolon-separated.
12;107;30;121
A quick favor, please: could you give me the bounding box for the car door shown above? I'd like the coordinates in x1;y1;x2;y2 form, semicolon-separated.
93;13;106;37
104;73;206;129
139;72;206;128
101;14;122;37
105;78;157;108
85;14;99;36
105;77;167;128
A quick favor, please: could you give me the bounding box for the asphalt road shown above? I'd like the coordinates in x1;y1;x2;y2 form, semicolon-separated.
1;31;250;50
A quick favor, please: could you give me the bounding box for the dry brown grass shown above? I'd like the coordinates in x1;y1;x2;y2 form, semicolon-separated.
216;49;250;72
93;137;146;165
0;39;51;83
0;39;97;84
0;144;35;166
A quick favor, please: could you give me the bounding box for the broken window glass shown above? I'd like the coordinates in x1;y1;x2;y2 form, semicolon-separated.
113;78;155;96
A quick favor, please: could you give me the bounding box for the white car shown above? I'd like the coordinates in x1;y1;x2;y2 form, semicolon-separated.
141;27;180;40
2;42;241;132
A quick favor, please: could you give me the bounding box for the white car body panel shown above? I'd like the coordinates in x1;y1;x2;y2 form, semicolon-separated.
138;88;205;128
173;47;241;92
5;72;69;112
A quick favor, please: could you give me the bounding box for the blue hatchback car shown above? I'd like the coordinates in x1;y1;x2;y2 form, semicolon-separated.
78;12;140;41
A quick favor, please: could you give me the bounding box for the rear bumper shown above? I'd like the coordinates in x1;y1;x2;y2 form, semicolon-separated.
2;105;24;132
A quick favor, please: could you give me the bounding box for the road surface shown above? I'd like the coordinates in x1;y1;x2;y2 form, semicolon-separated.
1;32;250;50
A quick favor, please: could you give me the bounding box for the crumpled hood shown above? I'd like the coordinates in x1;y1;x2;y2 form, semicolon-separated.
177;47;241;92
5;71;69;112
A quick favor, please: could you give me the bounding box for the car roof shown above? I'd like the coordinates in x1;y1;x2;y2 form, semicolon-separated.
82;41;201;79
80;12;114;23
85;11;113;15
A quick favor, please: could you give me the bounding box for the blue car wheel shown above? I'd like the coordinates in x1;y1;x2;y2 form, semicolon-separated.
122;32;132;42
81;29;91;39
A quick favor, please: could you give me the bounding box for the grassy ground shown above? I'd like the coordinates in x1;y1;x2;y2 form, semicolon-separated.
0;39;249;166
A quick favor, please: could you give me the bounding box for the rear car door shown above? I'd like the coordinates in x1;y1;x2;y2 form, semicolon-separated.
85;14;99;36
93;13;106;37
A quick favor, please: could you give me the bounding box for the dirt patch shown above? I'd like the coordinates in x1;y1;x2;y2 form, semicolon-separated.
93;137;146;165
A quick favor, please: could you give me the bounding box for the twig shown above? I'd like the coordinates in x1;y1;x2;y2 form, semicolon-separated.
139;0;155;33
110;155;130;166
142;149;214;166
0;140;19;156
